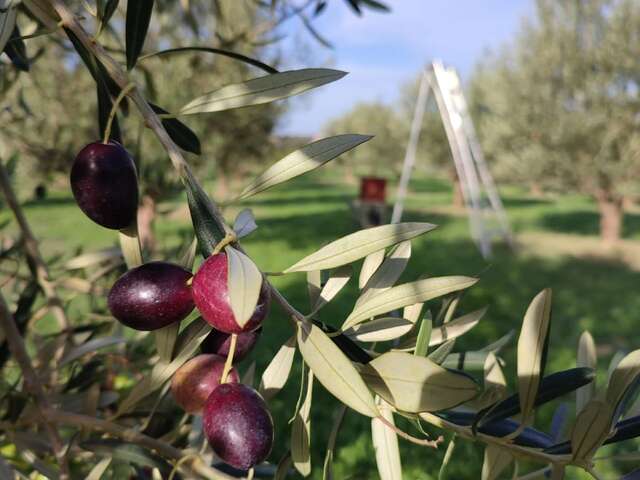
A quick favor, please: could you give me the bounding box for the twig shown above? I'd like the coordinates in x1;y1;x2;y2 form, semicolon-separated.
221;333;237;383
0;292;70;479
45;409;242;480
0;160;70;331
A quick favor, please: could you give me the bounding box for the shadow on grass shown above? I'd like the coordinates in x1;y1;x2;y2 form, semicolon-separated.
540;209;640;238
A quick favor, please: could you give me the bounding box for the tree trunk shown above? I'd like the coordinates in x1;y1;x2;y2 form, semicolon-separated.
450;168;464;208
595;191;623;245
138;195;157;252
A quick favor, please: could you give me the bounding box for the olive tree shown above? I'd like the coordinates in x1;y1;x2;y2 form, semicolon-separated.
0;1;639;480
471;0;640;244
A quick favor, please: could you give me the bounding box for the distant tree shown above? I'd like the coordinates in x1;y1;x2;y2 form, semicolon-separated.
471;0;640;244
323;102;406;182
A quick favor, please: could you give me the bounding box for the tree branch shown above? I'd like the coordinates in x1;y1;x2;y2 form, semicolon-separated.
0;161;70;332
0;292;70;479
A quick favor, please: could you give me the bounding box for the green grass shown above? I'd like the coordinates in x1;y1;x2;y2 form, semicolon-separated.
2;172;640;479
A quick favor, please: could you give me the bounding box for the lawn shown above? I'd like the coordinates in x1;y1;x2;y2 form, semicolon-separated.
2;171;640;479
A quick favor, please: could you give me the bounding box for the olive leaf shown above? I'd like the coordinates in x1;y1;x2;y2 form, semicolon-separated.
86;457;112;480
297;321;378;417
238;134;372;200
96;0;119;35
344;317;414;343
292;369;313;476
577;330;597;414
287;224;433;274
344;276;478;330
0;4;16;53
311;265;352;313
359;249;385;289
60;337;125;367
81;439;171;476
356;241;411;306
225;246;262;328
403;302;423;323
149;104;201;155
259;335;296;401
606;350;640;421
360;351;479;413
481;445;512;480
437;435;456;480
516;288;552;426
139;46;278;74
233;208;258;239
428;307;487;346
413;317;432;357
65;247;122;270
125;0;154;70
307;270;322;310
570;399;614;460
183;169;226;256
179;68;346;115
322;405;347;480
371;397;402;480
4;25;29;72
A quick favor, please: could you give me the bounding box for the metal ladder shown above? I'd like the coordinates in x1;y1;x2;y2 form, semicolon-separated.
391;60;513;258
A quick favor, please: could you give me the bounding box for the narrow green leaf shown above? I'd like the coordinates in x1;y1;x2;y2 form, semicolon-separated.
139;46;278;74
414;317;433;357
225;246;262;328
312;265;352;313
183;169;226;256
60;337;125;367
344;317;414;343
0;4;16;53
576;330;597;414
307;270;322;310
4;25;29;72
275;453;293;480
516;288;552;425
371;397;402;480
65;247;121;270
438;435;456;480
356;241;412;306
428;339;456;365
239;134;371;200
570;399;614;461
359;249;385;289
606;349;640;420
344;276;478;330
149;103;201;154
428;307;486;346
86;456;112;480
286;223;433;274
81;439;171;476
360;351;479;413
125;0;154;70
259;335;296;401
96;0;119;35
179;68;347;115
322;405;347;480
481;445;512;480
297;321;378;417
233;208;257;238
292;369;313;476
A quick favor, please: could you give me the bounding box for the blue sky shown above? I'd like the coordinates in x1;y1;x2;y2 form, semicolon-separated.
276;0;533;135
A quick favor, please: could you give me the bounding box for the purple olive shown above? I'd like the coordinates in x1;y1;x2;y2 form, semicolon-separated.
192;253;270;334
200;327;262;362
203;383;273;470
70;141;138;229
108;261;194;331
171;354;238;414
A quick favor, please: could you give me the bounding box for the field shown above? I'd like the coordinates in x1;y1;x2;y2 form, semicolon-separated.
2;172;640;479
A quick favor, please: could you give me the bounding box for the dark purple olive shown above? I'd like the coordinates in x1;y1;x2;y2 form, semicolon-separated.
70;141;138;229
203;383;273;470
108;261;194;331
200;327;261;362
171;354;239;414
192;253;270;334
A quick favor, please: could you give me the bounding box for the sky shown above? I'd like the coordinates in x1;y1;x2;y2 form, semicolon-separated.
276;0;533;136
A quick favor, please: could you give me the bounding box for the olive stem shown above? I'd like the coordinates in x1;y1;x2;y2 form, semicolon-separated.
247;468;255;480
376;414;444;448
221;334;238;383
103;82;137;144
212;232;238;255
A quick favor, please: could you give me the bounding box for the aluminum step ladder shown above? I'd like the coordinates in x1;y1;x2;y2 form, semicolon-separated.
391;60;514;258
